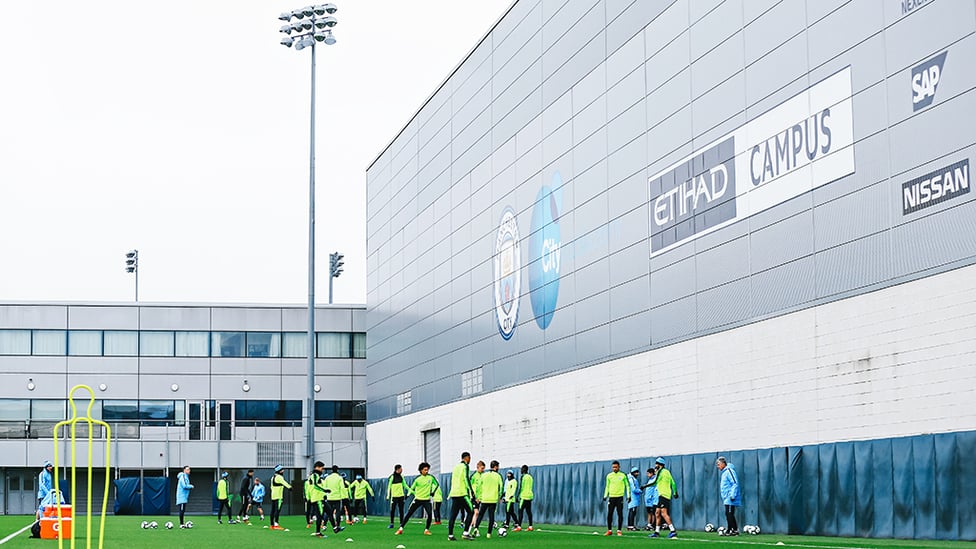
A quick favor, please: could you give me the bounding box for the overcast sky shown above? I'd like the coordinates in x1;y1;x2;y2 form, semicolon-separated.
0;0;511;305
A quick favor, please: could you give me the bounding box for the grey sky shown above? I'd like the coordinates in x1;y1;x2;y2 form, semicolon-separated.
0;1;510;305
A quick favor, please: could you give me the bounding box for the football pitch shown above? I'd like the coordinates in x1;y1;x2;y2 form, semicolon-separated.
0;515;970;549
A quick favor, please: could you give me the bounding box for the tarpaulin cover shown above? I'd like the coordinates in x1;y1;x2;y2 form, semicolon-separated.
142;477;170;515
366;430;976;540
113;477;170;515
113;478;140;515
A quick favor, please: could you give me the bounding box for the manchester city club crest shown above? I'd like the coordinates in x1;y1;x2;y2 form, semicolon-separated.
493;207;521;340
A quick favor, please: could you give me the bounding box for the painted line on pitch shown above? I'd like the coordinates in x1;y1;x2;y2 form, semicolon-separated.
533;529;876;549
0;522;35;545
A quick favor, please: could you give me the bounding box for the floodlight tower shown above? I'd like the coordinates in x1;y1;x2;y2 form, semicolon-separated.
278;4;339;473
328;251;343;304
125;250;139;302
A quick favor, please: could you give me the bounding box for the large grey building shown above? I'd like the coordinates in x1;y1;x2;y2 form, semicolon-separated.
0;302;366;515
365;0;976;539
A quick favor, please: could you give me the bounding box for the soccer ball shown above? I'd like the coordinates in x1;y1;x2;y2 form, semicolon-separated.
149;521;158;529
353;517;360;523
165;522;174;529
716;526;726;535
752;525;761;535
743;525;754;534
140;521;149;529
704;523;715;532
186;521;195;529
497;527;508;537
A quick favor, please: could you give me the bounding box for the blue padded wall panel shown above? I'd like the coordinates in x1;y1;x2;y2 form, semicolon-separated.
853;439;875;537
891;436;915;538
956;431;976;540
913;435;936;539
934;433;958;540
835;442;856;537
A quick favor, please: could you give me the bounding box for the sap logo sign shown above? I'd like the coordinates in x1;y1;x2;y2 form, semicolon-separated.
912;51;947;111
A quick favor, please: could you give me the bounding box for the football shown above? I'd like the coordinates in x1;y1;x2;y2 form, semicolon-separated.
140;521;149;529
165;522;174;529
186;521;195;529
497;527;508;537
704;523;715;532
743;525;754;534
752;525;761;535
716;526;727;535
149;521;158;529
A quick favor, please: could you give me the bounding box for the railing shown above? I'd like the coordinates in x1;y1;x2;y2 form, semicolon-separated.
0;419;364;441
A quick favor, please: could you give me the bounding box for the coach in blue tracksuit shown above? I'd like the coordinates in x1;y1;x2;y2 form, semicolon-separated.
626;467;642;530
717;457;741;536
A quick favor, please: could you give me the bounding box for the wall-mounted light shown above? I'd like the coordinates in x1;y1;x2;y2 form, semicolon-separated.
171;384;179;392
98;383;107;392
27;378;35;391
314;384;321;393
242;379;250;392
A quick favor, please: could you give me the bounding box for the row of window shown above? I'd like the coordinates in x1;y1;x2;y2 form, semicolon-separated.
0;330;366;359
0;399;366;427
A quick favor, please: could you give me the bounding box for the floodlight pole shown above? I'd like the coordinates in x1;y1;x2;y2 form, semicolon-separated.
305;39;317;475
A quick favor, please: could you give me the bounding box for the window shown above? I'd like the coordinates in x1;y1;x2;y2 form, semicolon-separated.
282;332;307;358
212;332;245;357
32;330;66;355
101;400;139;421
104;331;138;356
314;400;366;425
235;400;301;427
462;367;483;397
0;399;30;420
175;332;209;357
68;331;102;356
101;400;180;425
246;332;281;358
0;330;31;355
31;400;66;421
140;331;174;356
316;332;351;358
396;391;412;414
352;333;366;358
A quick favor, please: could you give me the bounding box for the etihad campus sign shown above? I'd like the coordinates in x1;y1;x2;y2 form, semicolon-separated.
649;66;855;256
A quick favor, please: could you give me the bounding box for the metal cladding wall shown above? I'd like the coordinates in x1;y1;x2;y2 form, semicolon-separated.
365;0;976;540
366;0;976;421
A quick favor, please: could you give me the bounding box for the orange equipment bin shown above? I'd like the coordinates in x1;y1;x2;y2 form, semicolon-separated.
40;505;73;540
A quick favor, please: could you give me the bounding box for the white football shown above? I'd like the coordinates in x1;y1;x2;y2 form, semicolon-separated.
743;525;754;534
150;521;158;529
497;527;508;537
717;526;727;535
753;525;761;535
165;522;174;529
704;523;715;532
186;521;194;529
140;521;149;529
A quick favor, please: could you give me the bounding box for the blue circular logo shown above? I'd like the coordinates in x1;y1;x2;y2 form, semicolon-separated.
528;173;563;329
493;207;521;340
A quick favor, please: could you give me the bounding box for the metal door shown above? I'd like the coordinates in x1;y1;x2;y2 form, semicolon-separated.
6;470;36;515
188;400;234;441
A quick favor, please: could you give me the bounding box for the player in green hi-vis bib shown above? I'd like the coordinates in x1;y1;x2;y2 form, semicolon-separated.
269;464;291;530
395;462;440;535
350;474;373;523
603;460;630;536
323;465;348;530
216;471;234;524
387;464;408;528
516;464;535;531
447;452;476;541
503;470;519;528
469;460;485;535
432;481;444;524
473;460;505;538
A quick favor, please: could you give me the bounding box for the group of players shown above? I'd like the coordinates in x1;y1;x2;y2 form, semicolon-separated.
386;452;535;541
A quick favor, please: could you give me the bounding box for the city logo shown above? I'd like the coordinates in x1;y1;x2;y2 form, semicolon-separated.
493;207;521;340
912;51;947;111
528;172;563;330
649;67;855;257
902;158;970;215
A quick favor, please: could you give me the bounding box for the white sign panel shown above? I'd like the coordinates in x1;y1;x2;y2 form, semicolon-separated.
649;66;855;256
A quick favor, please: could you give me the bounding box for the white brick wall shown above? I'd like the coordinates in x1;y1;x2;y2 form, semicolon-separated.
367;265;976;474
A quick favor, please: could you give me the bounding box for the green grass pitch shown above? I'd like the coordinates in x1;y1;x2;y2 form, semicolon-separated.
0;515;971;548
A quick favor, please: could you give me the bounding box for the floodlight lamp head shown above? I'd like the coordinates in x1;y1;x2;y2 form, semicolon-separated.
301;6;314;17
299;19;313;30
294;39;306;51
322;3;337;14
279;24;292;34
291;9;304;19
278;12;292;21
318;15;337;28
323;30;336;45
280;36;294;47
291;21;304;32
